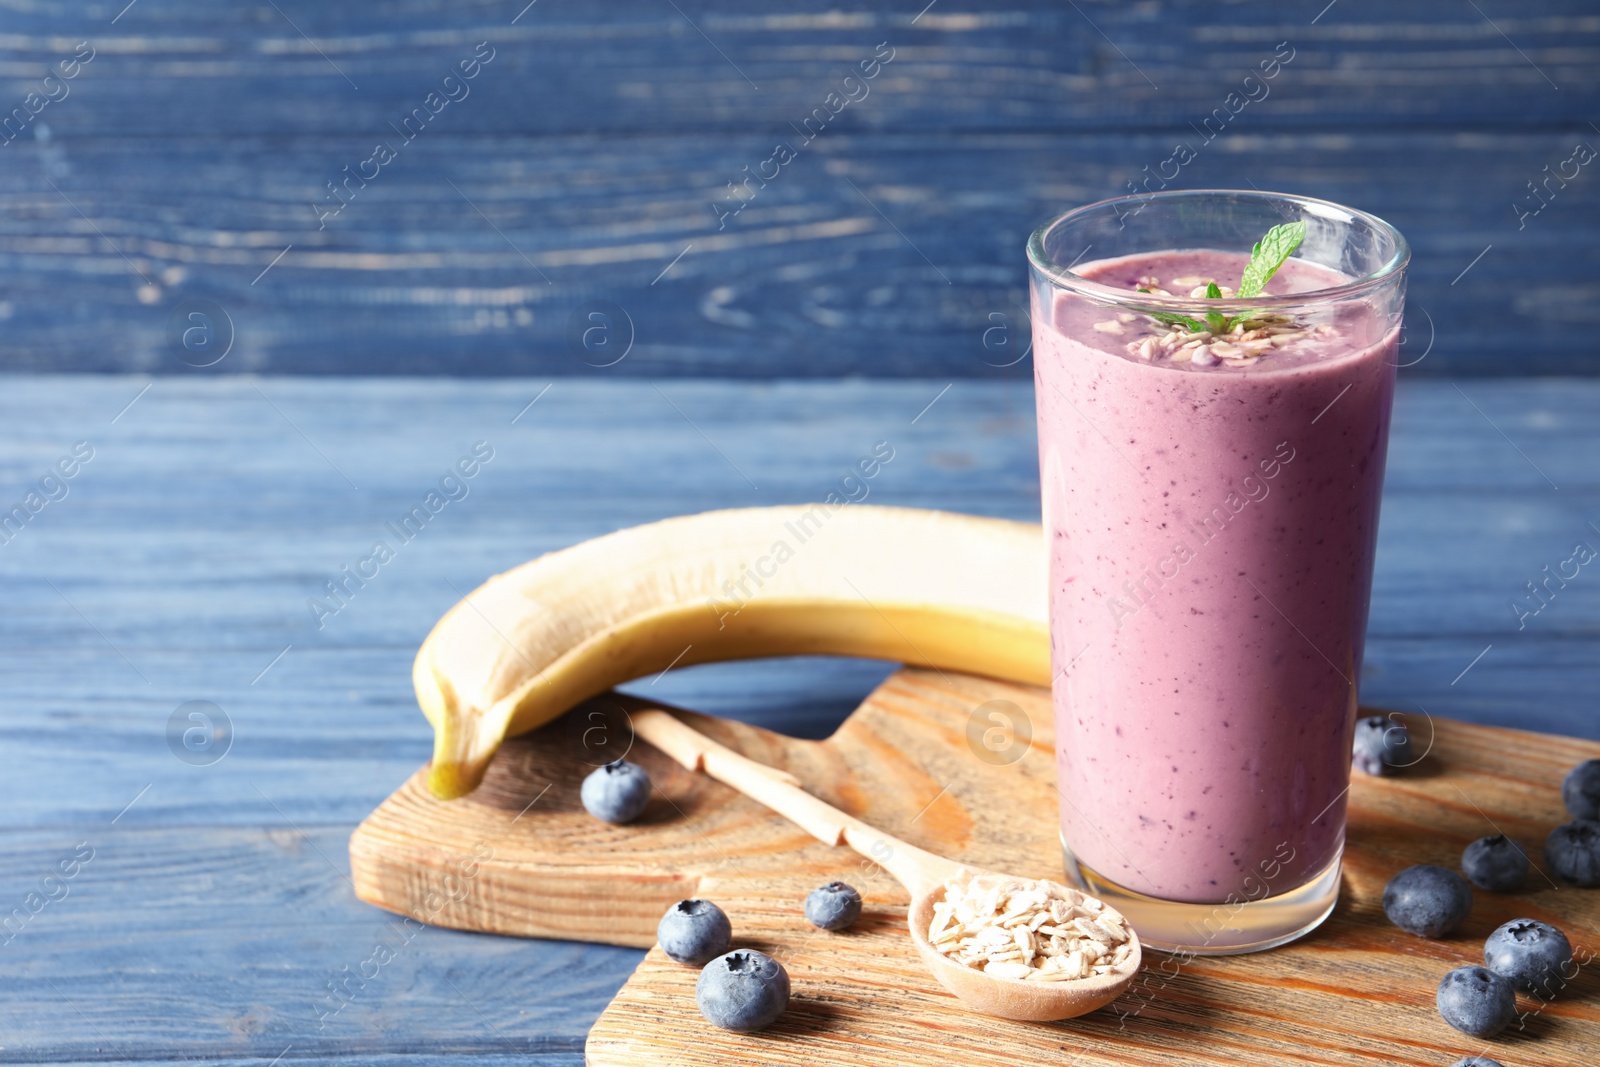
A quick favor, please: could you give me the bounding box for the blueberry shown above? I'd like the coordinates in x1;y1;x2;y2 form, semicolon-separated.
1435;965;1516;1038
1448;1058;1506;1067
1563;759;1600;820
1352;714;1413;776
580;759;651;824
1545;819;1600;887
1382;865;1473;937
695;949;790;1032
1484;918;1573;996
657;899;732;966
1461;834;1529;892
804;881;862;931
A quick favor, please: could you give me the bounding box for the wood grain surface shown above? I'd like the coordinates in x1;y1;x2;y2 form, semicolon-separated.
349;670;1600;1067
0;3;1596;375
4;1;1595;135
0;376;1595;1067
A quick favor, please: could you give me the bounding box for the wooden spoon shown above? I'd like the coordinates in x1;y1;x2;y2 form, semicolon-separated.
631;708;1141;1022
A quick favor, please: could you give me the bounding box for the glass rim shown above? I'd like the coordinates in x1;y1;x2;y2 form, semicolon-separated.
1026;188;1410;310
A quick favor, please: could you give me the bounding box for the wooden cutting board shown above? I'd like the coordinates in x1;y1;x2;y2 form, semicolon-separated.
349;669;1600;1066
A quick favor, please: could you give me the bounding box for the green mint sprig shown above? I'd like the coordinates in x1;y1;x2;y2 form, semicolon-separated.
1203;281;1229;333
1131;219;1308;336
1135;289;1206;333
1237;221;1307;299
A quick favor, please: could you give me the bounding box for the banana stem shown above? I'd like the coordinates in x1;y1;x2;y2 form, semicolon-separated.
630;708;965;897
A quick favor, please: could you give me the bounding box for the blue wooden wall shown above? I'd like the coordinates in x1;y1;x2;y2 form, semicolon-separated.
0;1;1596;377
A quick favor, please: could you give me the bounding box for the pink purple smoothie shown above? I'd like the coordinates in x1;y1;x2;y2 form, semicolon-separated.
1034;249;1398;905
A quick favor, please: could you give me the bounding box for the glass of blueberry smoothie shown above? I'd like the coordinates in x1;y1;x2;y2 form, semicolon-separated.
1027;190;1408;954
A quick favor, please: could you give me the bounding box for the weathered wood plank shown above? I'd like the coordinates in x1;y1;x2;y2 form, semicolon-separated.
0;377;1594;839
0;825;628;1059
1;132;1594;376
21;1060;579;1067
0;646;898;831
1;2;1594;376
0;374;1595;1063
346;669;1600;1067
0;1;1593;136
0;1060;578;1067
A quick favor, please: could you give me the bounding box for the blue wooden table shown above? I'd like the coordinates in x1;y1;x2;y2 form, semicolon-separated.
0;2;1596;377
2;1;1598;1062
0;375;1596;1065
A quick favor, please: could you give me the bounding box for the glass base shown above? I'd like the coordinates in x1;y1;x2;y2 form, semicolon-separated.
1062;840;1343;956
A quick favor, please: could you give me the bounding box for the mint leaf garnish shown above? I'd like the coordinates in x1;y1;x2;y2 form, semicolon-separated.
1236;221;1306;299
1131;222;1305;344
1135;288;1206;332
1201;281;1230;332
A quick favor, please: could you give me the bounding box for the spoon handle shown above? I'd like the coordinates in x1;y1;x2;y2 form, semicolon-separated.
631;708;966;896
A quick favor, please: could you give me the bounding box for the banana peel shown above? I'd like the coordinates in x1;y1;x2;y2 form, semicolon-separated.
415;504;1049;799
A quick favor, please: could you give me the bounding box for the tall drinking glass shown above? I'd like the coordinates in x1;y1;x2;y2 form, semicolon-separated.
1027;190;1408;954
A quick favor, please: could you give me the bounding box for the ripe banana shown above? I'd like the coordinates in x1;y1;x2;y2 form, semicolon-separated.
415;504;1048;799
